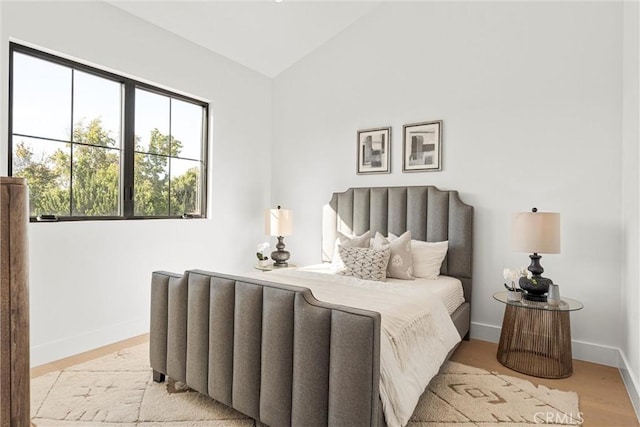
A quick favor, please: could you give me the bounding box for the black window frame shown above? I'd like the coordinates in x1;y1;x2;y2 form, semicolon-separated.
8;42;209;222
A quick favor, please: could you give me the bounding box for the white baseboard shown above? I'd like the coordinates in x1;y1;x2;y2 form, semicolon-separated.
470;322;620;367
619;352;640;422
470;321;501;343
30;317;148;367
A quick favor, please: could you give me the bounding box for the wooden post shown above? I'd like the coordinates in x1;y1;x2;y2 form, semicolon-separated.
0;177;30;427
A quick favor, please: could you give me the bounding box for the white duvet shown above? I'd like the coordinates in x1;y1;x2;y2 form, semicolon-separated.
246;268;461;427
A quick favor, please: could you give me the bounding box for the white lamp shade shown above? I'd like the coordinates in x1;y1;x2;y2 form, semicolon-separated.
511;211;561;254
265;208;293;237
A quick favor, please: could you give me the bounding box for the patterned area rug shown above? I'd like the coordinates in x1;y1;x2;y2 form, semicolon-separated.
31;343;581;426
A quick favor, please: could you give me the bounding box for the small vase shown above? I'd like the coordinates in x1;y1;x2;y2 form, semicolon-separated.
547;283;561;306
507;290;522;302
257;259;270;268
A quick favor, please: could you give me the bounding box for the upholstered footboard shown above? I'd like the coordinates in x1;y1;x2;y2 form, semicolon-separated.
150;269;384;427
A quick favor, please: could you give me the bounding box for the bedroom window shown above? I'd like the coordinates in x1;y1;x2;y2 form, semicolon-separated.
133;89;205;217
8;43;208;221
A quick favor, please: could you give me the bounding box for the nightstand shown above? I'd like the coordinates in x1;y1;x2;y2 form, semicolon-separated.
493;291;583;379
254;263;298;272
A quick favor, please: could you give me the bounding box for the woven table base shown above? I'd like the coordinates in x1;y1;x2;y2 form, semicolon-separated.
497;304;573;379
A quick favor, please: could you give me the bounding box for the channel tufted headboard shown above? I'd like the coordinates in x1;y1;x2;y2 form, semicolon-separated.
321;186;473;303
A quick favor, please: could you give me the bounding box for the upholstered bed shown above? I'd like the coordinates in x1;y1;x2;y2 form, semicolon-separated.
149;186;473;427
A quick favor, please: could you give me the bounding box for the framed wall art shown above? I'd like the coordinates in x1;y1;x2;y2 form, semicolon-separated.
402;120;442;172
357;127;391;174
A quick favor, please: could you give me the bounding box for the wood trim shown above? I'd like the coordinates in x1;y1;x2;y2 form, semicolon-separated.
0;177;30;427
31;334;149;378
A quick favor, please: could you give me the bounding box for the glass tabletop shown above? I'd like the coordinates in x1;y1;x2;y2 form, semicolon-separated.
493;291;584;312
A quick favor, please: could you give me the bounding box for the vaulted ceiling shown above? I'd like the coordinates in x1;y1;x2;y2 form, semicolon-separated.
108;1;380;78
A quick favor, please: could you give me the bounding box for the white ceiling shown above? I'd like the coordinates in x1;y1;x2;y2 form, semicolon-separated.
108;1;380;78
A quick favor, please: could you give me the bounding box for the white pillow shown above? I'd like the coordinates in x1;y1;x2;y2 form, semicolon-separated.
331;230;371;271
410;240;449;279
373;231;414;280
336;245;390;282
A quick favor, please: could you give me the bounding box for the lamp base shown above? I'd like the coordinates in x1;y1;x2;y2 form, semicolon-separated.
271;251;290;267
518;253;553;301
271;236;290;267
519;276;553;302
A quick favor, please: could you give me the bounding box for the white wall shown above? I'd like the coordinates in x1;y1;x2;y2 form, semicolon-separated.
0;1;272;365
273;2;624;365
622;0;640;416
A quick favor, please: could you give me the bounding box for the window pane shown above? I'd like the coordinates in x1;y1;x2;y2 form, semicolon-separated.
72;145;120;216
12;53;71;141
134;153;169;216
171;99;203;160
73;71;121;148
10;46;207;220
135;89;169;155
12;136;70;217
170;158;201;216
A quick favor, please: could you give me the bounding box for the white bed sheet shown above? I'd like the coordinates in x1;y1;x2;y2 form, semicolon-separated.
247;265;462;427
296;263;465;315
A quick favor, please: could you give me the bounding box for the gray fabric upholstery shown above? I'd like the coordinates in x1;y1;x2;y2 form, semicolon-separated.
322;186;473;303
232;281;263;419
166;273;188;384
260;287;295;427
150;186;473;427
328;311;379;425
186;273;210;394
451;302;471;339
291;293;331;426
207;277;235;406
149;272;175;376
151;270;383;427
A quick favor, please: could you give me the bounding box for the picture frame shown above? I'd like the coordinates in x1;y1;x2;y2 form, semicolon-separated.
402;120;443;172
357;127;391;174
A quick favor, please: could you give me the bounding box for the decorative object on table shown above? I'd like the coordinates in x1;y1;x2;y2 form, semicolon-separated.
256;242;270;268
506;288;522;302
264;206;293;267
402;120;442;172
547;283;561;307
511;207;561;302
356;127;391;174
503;268;524;302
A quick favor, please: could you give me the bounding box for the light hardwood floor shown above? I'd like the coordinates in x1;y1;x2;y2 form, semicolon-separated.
32;335;639;426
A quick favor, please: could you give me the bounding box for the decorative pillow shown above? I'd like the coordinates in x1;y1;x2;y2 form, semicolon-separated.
331;230;371;271
373;231;414;280
336;245;391;281
411;240;449;279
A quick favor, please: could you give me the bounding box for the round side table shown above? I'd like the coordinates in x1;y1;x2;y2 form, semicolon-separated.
493;291;583;379
254;263;298;272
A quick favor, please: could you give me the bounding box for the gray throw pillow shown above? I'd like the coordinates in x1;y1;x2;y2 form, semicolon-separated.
336;245;390;282
374;231;414;280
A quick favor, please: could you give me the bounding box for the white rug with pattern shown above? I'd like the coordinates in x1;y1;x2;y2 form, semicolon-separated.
31;343;581;426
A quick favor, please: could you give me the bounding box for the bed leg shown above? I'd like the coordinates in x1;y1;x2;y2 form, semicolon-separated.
463;331;470;341
152;370;165;383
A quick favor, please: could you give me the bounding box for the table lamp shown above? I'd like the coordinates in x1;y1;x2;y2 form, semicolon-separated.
265;206;293;267
511;207;561;301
